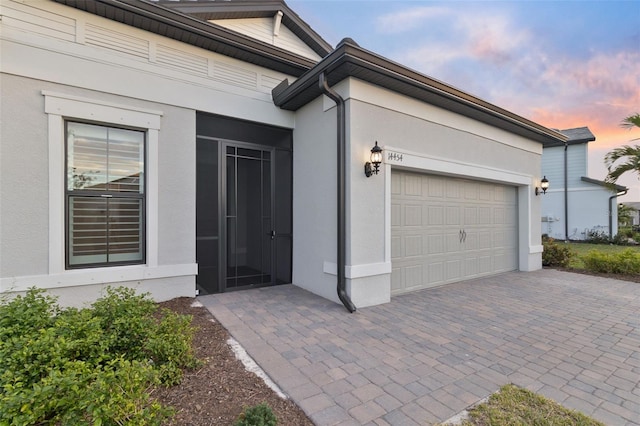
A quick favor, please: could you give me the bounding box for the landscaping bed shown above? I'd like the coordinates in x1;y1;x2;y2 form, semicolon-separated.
155;297;313;425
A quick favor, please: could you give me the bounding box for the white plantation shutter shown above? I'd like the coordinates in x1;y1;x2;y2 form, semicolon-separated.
66;122;145;267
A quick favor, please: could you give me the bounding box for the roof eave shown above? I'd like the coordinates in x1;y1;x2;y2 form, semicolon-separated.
157;0;333;57
273;39;567;146
54;0;319;76
581;177;627;192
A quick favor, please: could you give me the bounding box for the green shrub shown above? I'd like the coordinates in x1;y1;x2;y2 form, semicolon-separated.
585;229;611;244
234;403;278;426
581;249;640;274
542;238;574;267
0;287;199;425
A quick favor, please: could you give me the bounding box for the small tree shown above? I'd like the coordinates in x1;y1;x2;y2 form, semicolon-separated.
605;114;640;185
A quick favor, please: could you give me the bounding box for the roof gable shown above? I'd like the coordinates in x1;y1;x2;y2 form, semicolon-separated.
152;0;331;58
208;16;322;61
54;0;329;76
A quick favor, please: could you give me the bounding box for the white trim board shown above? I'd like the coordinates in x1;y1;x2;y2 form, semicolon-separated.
323;261;392;279
42;90;162;283
383;146;532;186
0;263;198;293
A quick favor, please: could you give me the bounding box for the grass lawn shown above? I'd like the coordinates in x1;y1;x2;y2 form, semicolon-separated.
455;384;604;426
565;242;640;269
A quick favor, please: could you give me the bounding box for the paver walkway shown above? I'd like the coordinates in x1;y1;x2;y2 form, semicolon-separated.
199;270;640;425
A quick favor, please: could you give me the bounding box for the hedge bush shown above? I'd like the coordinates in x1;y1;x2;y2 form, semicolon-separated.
542;237;574;267
234;403;278;426
581;249;640;274
0;287;200;425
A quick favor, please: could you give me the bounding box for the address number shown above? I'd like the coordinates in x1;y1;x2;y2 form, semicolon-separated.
387;152;403;162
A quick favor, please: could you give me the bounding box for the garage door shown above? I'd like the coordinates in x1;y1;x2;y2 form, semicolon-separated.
391;170;518;295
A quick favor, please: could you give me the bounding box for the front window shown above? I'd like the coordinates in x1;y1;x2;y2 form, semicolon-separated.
66;121;145;268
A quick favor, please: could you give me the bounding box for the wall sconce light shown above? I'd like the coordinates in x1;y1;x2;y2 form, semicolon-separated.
364;141;383;177
535;176;549;196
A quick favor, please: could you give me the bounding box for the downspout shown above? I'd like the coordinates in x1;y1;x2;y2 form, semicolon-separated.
564;142;569;241
609;189;628;239
319;72;356;313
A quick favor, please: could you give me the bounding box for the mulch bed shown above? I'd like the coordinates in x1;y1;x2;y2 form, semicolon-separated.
154;298;314;426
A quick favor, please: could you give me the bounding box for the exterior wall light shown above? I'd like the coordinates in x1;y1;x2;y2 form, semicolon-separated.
535;176;549;195
364;141;383;177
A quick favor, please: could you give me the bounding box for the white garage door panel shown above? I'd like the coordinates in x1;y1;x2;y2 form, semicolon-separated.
391;171;518;295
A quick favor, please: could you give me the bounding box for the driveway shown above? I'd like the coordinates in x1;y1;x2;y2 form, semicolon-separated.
199;270;640;425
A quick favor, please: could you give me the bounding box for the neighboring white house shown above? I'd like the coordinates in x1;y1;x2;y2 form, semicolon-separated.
623;202;640;227
1;0;567;310
541;127;627;241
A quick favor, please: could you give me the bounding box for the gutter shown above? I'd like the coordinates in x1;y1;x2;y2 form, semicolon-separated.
272;38;567;146
609;189;628;239
318;72;356;313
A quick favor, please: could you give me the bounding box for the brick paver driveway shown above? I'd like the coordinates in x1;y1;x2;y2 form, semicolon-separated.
199;270;640;425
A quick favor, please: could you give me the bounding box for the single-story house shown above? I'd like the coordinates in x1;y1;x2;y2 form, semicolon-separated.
622;202;640;227
0;0;567;310
541;127;627;240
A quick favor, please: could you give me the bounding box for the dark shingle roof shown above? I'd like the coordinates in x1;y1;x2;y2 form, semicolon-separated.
560;127;596;144
544;126;596;147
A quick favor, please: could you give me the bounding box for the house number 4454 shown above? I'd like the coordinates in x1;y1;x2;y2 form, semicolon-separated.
388;152;403;162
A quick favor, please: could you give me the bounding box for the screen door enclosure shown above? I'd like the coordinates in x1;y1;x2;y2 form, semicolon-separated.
225;144;273;289
195;115;292;295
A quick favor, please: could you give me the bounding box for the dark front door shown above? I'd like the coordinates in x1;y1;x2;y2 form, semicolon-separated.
195;113;292;295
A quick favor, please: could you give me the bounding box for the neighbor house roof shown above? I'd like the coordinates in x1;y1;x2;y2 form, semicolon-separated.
581;176;627;192
272;38;567;146
544;126;596;147
54;0;330;76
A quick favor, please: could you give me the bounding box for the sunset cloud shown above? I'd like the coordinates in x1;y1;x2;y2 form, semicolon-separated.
290;0;640;199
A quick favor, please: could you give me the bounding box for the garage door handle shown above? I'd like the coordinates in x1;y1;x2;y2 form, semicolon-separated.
463;230;467;243
459;229;463;243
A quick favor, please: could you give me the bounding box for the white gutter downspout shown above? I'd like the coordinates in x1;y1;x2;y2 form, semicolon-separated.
609;189;628;239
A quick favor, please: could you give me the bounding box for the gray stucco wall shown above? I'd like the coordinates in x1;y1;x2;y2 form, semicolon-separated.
0;73;195;278
291;78;544;308
1;73;50;277
291;95;342;304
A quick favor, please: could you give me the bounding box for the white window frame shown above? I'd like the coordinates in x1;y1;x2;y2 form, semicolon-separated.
44;91;161;284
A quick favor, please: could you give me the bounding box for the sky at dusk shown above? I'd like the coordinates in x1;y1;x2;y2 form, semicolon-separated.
288;0;640;201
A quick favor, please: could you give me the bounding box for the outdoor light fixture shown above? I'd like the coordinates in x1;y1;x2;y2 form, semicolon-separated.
535;176;549;196
364;141;383;177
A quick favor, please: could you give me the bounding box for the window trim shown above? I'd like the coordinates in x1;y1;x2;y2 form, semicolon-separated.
44;91;162;275
64;121;147;269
